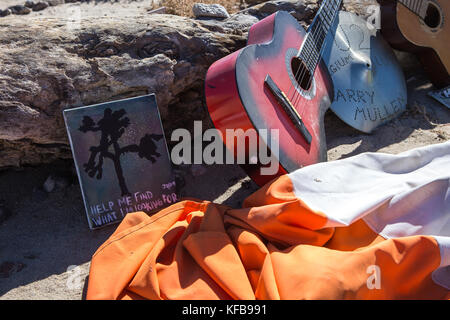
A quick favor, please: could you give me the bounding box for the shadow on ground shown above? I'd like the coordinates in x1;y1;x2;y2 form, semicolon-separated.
0;158;258;298
0;161;117;297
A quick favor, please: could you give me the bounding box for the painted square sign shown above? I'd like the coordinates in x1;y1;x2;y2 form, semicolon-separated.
64;94;177;229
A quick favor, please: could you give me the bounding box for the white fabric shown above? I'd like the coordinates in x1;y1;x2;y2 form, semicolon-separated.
288;141;450;288
433;237;450;289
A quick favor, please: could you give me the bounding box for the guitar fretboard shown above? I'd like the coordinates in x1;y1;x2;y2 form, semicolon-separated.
399;0;428;19
300;0;343;74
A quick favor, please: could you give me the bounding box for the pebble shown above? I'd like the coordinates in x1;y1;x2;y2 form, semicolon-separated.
9;5;31;15
43;173;71;193
25;0;35;8
192;3;230;19
32;1;49;12
0;9;12;17
43;175;56;193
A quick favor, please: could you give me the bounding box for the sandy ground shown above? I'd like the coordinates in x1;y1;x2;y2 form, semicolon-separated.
0;1;449;300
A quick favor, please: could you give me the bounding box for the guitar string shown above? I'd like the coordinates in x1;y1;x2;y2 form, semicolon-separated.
285;0;328;101
297;0;340;108
292;0;336;109
295;24;328;121
289;0;337;109
412;0;421;16
285;0;331;102
292;0;340;116
298;2;337;110
286;0;336;105
401;0;426;18
295;0;343;126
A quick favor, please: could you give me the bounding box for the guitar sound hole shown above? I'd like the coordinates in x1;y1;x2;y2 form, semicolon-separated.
291;57;312;91
424;2;441;29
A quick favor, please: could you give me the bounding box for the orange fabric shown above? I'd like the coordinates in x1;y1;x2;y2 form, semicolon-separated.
86;176;450;300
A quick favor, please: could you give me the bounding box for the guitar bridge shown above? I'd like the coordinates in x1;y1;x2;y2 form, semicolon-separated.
264;74;312;145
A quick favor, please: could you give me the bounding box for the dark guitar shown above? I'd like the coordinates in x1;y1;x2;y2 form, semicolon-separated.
378;0;450;88
205;0;342;186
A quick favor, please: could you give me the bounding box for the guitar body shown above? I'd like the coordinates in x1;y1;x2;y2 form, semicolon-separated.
378;0;450;88
205;11;333;186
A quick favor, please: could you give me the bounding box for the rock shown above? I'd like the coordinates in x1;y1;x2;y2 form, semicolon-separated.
0;15;247;168
290;4;317;22
43;175;56;193
342;0;379;19
32;1;49;12
9;5;32;15
223;13;260;30
244;0;319;26
0;9;12;17
192;3;230;19
191;12;259;36
43;173;71;192
25;0;35;8
244;0;380;23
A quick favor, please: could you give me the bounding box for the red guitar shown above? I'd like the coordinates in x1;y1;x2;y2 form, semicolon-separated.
205;0;342;186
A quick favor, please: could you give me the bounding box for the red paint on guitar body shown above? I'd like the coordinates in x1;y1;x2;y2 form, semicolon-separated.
205;11;333;186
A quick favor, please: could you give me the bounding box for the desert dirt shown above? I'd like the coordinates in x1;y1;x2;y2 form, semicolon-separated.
0;0;449;300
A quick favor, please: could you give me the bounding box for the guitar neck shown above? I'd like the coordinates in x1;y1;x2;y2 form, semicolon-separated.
300;0;343;73
398;0;428;19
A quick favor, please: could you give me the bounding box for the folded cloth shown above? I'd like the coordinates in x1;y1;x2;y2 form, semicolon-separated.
86;142;450;299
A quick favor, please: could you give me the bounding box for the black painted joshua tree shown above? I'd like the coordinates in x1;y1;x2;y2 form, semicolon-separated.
79;108;163;196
